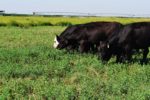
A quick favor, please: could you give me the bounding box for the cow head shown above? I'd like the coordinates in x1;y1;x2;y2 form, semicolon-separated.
98;41;112;62
53;35;68;49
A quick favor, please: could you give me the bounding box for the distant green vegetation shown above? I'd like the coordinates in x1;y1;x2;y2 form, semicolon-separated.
0;26;149;99
1;16;150;27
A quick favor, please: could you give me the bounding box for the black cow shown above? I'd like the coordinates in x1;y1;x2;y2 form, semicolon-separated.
99;22;150;64
54;21;123;53
98;27;124;62
53;25;78;51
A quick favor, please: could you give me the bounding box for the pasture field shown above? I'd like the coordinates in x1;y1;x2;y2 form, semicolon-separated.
0;16;149;99
1;16;150;27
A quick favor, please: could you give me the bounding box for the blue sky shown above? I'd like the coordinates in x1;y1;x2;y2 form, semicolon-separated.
0;0;150;15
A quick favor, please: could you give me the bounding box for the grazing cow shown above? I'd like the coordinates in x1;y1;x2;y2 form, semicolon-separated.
119;22;150;63
53;26;78;51
54;21;123;53
99;22;150;64
98;28;124;62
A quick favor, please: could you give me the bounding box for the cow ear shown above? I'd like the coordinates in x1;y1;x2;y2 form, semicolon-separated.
56;35;60;41
107;43;110;48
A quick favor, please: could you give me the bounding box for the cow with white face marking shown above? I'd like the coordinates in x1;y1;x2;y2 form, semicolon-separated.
53;25;78;50
53;36;59;48
53;21;123;53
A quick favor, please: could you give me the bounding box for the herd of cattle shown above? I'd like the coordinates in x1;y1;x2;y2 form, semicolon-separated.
53;21;150;64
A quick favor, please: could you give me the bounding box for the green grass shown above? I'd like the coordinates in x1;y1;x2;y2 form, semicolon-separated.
1;16;150;27
0;26;149;99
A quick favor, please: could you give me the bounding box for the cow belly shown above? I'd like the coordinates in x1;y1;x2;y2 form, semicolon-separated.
134;39;150;49
89;33;106;44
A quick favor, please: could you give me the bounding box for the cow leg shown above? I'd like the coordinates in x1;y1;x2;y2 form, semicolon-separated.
95;43;100;52
116;55;121;63
116;47;124;63
126;50;132;62
90;43;98;53
79;40;90;53
116;53;123;63
123;45;133;63
90;43;95;52
141;48;149;64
